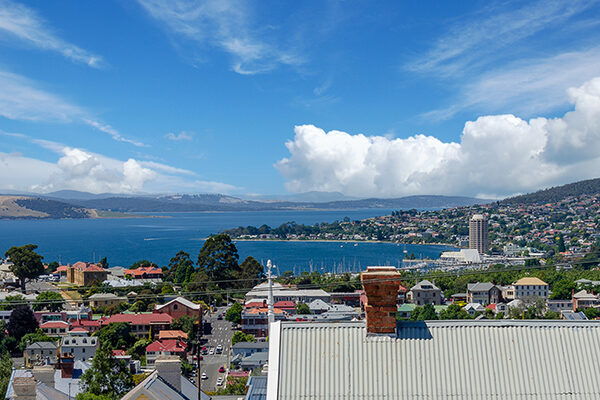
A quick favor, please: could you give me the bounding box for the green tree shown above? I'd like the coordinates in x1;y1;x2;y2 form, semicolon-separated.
79;346;133;399
549;279;576;300
0;351;13;398
99;257;109;269
0;295;25;311
235;257;264;288
296;303;311;315
557;235;566;253
215;377;248;395
7;305;38;342
5;244;44;291
167;251;194;284
409;304;438;321
438;304;471;320
46;261;59;273
170;315;197;337
225;302;243;324
231;331;255;346
94;323;136;351
160;283;175;295
128;338;152;360
32;291;64;312
75;393;114;400
197;234;239;284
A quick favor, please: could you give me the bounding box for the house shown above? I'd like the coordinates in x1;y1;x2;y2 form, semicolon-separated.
406;280;442;305
240;351;268;371
547;299;574;313
157;329;188;341
88;293;121;308
60;335;98;361
512;277;549;299
267;266;600;399
145;340;187;366
124;265;163;279
154;296;201;319
121;356;211;400
40;321;70;337
102;313;172;338
245;282;331;303
486;303;508;315
308;299;331;314
245;375;267;400
70;319;102;334
241;307;287;338
66;262;108;286
463;303;486;315
232;341;269;357
466;282;502;305
23;342;57;367
572;290;600;310
273;300;296;314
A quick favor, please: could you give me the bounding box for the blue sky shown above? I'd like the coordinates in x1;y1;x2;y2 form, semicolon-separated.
2;0;600;198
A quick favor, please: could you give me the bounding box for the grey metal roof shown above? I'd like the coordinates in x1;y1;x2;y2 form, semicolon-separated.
26;342;57;350
232;342;269;349
245;375;267;400
269;320;600;399
410;280;440;291
467;282;495;292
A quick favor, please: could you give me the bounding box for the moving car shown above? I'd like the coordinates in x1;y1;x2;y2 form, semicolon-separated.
201;373;207;380
219;366;225;373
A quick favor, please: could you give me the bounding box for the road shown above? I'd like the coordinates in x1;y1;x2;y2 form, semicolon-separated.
196;306;235;392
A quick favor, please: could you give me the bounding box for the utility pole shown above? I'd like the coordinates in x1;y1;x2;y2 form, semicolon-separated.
267;260;275;335
197;303;202;400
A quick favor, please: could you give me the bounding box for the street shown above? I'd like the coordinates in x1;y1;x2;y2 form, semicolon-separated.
196;306;235;392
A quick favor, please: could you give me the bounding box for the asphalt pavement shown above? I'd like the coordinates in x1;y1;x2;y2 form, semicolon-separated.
196;306;235;392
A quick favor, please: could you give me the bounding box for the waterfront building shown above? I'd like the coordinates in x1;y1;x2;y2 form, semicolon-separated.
469;214;489;254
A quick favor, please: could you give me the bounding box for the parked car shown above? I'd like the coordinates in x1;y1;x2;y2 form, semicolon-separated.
201;373;207;380
201;347;208;355
219;366;225;373
209;348;215;355
216;378;223;386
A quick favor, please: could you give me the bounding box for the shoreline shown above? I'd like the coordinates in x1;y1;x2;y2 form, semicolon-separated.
232;238;459;247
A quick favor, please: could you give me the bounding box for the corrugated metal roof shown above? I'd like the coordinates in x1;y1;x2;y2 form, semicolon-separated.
270;320;600;399
246;375;267;400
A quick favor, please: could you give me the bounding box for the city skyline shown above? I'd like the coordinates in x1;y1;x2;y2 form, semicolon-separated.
1;1;600;198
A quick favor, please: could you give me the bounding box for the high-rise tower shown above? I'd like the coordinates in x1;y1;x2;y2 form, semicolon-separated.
469;214;488;254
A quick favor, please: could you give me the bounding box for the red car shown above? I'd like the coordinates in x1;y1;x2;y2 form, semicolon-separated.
219;366;225;373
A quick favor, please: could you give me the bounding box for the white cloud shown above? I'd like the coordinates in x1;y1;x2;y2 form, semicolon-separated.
276;77;600;198
0;0;103;67
136;0;302;74
0;69;146;146
165;131;193;141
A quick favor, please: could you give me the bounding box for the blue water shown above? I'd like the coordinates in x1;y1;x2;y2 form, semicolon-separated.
0;210;455;273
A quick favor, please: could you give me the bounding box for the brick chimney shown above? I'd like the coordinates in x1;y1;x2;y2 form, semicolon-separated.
361;266;402;335
155;356;181;392
59;353;74;378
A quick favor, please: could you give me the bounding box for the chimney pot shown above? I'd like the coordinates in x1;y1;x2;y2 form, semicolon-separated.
361;266;402;335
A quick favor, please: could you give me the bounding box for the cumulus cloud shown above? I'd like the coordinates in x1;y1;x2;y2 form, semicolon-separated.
0;0;103;67
277;77;600;198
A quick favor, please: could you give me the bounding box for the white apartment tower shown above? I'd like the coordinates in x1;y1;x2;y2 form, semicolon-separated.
469;214;488;254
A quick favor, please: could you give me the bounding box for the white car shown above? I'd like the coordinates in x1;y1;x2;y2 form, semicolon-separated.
209;348;215;355
216;378;223;386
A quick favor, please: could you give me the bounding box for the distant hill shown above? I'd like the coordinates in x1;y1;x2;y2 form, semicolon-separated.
503;178;600;205
64;193;488;212
0;196;94;219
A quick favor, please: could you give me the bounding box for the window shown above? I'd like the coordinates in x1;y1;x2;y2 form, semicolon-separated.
82;348;85;353
173;304;178;310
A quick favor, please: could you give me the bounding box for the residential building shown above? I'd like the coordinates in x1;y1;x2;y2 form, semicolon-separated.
240;351;269;371
154;296;201;319
232;341;269;357
70;319;102;334
512;277;549;299
157;330;188;341
547;299;574;313
469;214;489;254
406;280;442;305
66;262;108;286
466;282;502;305
572;290;600;310
102;313;172;338
60;335;98;361
124;265;163;279
121;356;211;400
241;307;287;338
23;342;57;368
267;266;600;399
88;293;121;308
486;302;508;315
145;340;187;366
40;321;70;337
273;300;296;314
245;282;330;303
463;303;486;315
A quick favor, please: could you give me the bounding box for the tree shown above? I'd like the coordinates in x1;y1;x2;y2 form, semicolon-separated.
7;305;38;342
128;338;152;360
438;304;471;320
76;394;114;400
549;279;576;300
235;257;264;288
409;304;438;321
0;351;13;399
0;295;25;311
225;302;242;324
170;315;197;338
5;244;44;291
79;346;133;399
296;303;311;315
160;283;175;295
33;291;64;312
197;234;239;284
167;251;194;284
46;261;59;274
231;331;255;346
99;257;109;269
94;323;136;351
557;235;566;253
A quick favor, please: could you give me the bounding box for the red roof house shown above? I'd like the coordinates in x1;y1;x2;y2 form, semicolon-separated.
124;265;163;279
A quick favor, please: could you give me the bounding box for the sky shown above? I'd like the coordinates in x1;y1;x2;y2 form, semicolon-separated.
1;0;600;199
